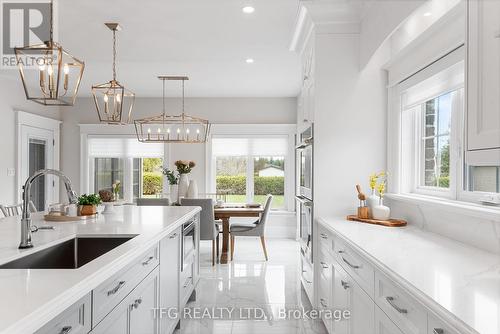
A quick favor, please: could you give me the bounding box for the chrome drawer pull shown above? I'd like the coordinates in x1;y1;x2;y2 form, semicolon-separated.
320;233;328;239
341;280;350;290
320;298;327;308
169;233;178;239
433;329;444;334
386;296;408;314
107;280;125;296
183;277;193;288
320;262;329;269
142;256;154;266
59;326;72;334
304;278;312;284
342;257;361;269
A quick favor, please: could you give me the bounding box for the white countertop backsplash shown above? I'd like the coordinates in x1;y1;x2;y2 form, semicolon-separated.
0;205;200;333
319;217;500;334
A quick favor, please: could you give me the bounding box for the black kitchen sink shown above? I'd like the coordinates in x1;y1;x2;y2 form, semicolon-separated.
0;235;137;269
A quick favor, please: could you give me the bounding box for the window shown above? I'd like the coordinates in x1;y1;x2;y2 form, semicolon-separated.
397;46;499;204
211;136;290;210
88;137;165;203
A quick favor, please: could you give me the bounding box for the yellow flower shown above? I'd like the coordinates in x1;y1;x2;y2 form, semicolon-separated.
377;182;386;198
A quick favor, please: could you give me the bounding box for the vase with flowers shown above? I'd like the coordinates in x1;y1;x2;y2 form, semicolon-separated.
367;171;385;217
162;167;179;203
112;180;121;201
175;160;196;199
372;180;390;220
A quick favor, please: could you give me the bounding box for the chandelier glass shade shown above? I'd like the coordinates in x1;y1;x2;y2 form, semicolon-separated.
14;1;85;106
134;76;210;143
92;23;135;125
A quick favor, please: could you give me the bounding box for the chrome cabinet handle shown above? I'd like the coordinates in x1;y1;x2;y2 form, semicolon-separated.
107;281;125;296
320;298;327;308
433;329;444;334
386;296;408;314
183;277;193;288
304;278;312;284
320;233;328;239
59;326;72;334
341;280;350;290
320;262;329;269
142;256;154;266
131;298;142;310
342;257;361;269
169;233;178;239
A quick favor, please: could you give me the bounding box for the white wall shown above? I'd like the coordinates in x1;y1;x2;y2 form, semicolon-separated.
314;33;389;218
60;97;296;195
0;76;61;206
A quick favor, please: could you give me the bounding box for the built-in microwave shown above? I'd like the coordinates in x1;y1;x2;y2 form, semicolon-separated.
296;195;313;263
296;125;313;200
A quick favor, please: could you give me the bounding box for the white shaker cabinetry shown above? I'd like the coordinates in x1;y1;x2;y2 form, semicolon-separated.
467;0;500;150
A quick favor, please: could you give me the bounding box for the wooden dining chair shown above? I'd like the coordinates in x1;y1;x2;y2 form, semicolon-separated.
230;195;273;261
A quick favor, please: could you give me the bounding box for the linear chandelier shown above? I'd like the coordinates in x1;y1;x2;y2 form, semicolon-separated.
14;0;85;106
134;76;210;143
91;23;135;125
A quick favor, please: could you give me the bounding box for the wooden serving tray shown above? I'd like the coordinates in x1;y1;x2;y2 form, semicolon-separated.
346;215;407;227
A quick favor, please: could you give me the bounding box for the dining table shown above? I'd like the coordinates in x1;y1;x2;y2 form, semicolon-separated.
214;205;265;264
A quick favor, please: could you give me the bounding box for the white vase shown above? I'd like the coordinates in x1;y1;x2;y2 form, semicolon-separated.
169;184;179;204
372;198;391;221
367;189;379;218
187;180;198;198
178;174;189;200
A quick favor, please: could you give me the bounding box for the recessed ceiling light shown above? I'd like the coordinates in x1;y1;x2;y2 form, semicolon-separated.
246;58;254;64
423;12;432;17
242;6;255;14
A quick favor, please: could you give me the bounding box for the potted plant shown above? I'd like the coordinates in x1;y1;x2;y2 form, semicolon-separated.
78;194;102;216
175;160;196;198
162;167;179;203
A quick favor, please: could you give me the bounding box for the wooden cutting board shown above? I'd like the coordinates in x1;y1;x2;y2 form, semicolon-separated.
346;215;407;227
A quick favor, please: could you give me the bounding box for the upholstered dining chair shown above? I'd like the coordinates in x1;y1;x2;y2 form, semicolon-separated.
181;198;221;266
136;198;170;206
230;195;273;261
0;201;37;218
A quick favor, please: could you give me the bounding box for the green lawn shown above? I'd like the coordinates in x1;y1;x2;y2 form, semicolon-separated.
224;195;285;209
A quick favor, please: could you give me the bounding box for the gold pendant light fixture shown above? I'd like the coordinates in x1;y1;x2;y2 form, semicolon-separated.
92;23;135;125
14;0;85;106
134;76;210;143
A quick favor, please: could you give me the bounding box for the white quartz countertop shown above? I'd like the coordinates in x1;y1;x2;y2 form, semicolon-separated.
319;217;500;334
0;205;201;334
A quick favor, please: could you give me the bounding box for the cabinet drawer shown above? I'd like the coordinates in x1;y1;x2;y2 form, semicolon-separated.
301;254;314;301
318;226;334;255
180;255;194;307
375;272;427;334
428;314;460;334
334;238;374;297
36;293;91;334
92;244;159;327
375;305;404;334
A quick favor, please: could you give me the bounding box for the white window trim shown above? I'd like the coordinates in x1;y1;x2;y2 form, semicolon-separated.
80;124;170;202
206;124;296;212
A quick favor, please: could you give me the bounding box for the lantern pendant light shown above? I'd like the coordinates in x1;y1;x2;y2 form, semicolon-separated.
14;0;85;106
134;76;210;143
92;23;135;125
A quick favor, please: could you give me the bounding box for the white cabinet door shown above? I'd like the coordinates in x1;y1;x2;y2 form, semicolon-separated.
159;228;181;334
375;306;404;334
129;267;159;334
467;0;500;150
332;263;374;334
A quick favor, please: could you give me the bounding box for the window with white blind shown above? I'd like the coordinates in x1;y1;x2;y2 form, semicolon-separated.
211;136;291;210
88;136;165;203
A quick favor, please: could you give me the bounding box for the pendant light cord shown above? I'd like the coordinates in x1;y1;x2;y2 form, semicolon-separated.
162;78;166;123
112;29;117;81
182;79;185;116
49;0;54;43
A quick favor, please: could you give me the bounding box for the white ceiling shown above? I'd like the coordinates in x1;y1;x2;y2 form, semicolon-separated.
56;0;302;97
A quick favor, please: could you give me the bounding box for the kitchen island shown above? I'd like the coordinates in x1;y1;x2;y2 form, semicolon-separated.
0;205;201;334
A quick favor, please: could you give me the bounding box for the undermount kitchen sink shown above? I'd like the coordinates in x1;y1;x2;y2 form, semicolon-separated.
0;235;137;269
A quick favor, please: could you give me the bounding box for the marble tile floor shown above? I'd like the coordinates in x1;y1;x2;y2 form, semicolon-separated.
174;238;327;334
